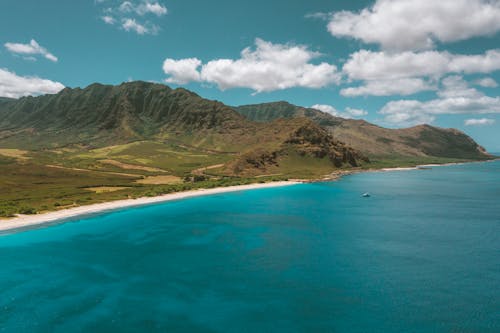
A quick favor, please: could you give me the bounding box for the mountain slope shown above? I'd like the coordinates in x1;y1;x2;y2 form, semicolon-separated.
0;82;253;149
0;82;368;176
235;102;491;160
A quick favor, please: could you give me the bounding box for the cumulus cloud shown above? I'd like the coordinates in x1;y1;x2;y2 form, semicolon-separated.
326;0;500;51
465;118;496;126
4;39;58;62
122;18;156;35
474;77;498;88
341;49;500;96
101;15;116;24
97;1;166;35
341;78;435;97
379;76;500;126
119;1;167;16
311;104;368;119
0;68;65;98
162;39;341;93
136;2;167;16
343;49;500;81
163;58;202;84
344;107;368;117
437;76;483;99
311;104;337;114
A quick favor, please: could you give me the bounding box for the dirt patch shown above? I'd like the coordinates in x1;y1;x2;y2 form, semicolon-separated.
85;186;131;193
255;173;283;178
135;175;183;185
0;149;30;160
99;159;168;173
192;163;225;175
46;164;141;178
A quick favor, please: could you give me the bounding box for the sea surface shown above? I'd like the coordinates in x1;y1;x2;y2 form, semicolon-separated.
1;161;499;332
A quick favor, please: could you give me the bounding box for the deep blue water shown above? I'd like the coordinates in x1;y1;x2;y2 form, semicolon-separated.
1;161;499;332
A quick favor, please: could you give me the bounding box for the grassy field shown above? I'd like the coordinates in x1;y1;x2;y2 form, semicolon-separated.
361;155;480;169
0;142;287;218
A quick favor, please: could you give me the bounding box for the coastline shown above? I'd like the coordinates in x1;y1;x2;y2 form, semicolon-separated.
0;181;300;234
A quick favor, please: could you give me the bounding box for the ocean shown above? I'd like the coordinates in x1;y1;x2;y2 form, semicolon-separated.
1;161;499;332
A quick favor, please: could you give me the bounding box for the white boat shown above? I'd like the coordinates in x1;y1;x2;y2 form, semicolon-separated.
362;192;371;197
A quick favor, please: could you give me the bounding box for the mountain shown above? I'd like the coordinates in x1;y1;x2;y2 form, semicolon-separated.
235;102;491;160
0;82;250;149
0;82;367;176
236;101;341;127
0;81;491;180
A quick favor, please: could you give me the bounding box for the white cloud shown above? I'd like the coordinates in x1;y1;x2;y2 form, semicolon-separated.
449;49;500;74
136;2;167;16
311;104;368;119
122;18;158;35
343;49;500;82
341;78;435;97
162;39;341;93
0;68;65;98
98;1;166;34
465;118;496;126
4;39;58;62
326;0;500;51
379;103;437;126
311;104;337;114
379;76;500;126
119;1;134;13
437;75;482;99
119;1;167;16
101;15;116;24
305;12;331;20
341;49;500;96
474;77;498;88
163;58;202;84
344;107;368;117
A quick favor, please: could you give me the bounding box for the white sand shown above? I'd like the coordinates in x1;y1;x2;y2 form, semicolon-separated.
0;181;300;233
380;167;418;171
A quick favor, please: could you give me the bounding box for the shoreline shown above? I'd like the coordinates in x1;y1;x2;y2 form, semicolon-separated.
1;158;497;234
0;181;299;234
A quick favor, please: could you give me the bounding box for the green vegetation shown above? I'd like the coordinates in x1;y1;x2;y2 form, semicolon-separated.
0;155;288;218
360;156;482;169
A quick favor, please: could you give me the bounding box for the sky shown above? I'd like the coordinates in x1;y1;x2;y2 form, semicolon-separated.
1;0;500;152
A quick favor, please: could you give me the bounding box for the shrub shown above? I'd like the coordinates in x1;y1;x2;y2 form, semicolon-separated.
193;175;207;182
19;207;37;215
0;210;16;218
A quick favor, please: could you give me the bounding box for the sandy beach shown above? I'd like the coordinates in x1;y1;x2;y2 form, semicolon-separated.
380;167;419;171
0;181;300;234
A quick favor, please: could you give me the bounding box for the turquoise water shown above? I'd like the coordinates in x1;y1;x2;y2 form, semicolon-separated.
1;161;499;332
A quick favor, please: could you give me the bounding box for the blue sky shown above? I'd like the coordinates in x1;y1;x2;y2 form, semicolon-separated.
1;0;500;151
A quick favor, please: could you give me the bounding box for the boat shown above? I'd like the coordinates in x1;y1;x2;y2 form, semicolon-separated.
362;192;371;197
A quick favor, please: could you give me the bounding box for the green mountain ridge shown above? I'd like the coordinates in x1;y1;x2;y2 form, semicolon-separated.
0;82;369;175
0;82;250;149
0;81;491;166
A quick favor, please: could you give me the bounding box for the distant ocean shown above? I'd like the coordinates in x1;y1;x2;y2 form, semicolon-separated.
1;160;499;332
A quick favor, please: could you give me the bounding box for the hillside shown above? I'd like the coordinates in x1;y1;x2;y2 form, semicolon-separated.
236;102;491;160
0;82;252;150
